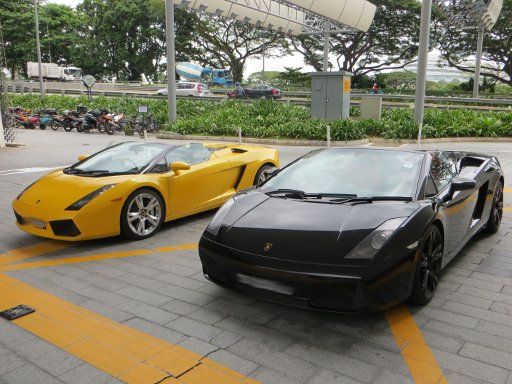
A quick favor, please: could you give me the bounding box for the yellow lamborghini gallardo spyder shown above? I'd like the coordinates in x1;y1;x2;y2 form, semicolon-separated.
13;142;279;241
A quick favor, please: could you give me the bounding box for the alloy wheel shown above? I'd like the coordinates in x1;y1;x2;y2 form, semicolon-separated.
419;229;443;299
127;193;162;236
493;183;504;229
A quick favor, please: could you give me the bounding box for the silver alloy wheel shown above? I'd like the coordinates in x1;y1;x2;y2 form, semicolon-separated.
127;193;162;236
258;169;270;184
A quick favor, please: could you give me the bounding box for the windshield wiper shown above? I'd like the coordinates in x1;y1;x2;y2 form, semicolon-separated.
266;189;358;200
333;196;413;204
266;189;319;199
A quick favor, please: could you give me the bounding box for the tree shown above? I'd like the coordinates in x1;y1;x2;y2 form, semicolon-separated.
76;0;197;81
291;0;423;76
276;67;310;88
190;15;289;82
39;4;81;66
434;0;512;87
0;0;36;77
384;70;417;90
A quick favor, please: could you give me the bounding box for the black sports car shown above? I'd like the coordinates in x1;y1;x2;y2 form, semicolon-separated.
199;148;504;312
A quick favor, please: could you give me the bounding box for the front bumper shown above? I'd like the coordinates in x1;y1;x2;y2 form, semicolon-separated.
199;236;416;313
12;199;123;241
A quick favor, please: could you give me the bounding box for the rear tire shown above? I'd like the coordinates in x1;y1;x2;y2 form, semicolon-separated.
484;180;503;234
105;124;116;135
254;164;276;186
121;189;164;240
410;225;443;305
50;122;59;131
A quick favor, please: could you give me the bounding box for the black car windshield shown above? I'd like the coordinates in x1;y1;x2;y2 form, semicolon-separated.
263;149;424;198
67;142;168;175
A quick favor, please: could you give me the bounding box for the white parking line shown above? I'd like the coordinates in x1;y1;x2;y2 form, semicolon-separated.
0;166;67;176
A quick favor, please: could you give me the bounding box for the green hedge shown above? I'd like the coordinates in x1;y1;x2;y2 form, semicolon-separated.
7;94;512;141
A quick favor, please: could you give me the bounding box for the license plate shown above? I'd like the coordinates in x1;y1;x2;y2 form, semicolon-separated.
26;218;47;230
236;274;294;295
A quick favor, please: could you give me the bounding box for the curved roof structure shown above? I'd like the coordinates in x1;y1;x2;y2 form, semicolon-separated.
286;0;376;32
174;0;376;35
434;0;503;30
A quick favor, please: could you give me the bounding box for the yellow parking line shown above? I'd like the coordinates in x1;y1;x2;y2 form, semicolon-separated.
504;207;512;212
0;274;257;384
0;240;69;266
504;187;512;193
0;244;198;273
386;304;446;384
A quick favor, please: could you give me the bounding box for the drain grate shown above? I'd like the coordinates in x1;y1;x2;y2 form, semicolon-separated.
0;305;35;321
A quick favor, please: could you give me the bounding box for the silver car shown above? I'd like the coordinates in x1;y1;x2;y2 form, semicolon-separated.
156;82;210;97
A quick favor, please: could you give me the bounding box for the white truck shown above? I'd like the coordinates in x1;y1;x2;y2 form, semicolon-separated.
27;62;82;82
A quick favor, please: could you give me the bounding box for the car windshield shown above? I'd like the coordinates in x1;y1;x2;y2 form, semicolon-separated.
263;149;424;198
67;142;168;176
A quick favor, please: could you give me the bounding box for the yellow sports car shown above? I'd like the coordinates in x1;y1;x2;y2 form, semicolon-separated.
13;142;279;241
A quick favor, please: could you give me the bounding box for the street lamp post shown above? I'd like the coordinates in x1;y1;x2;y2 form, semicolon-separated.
34;0;45;101
414;0;433;149
473;26;484;99
165;0;177;123
323;22;330;72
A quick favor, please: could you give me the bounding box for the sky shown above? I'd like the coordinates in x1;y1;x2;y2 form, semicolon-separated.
47;0;314;78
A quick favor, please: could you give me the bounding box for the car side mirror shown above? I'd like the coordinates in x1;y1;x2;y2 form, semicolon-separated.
451;177;477;193
170;162;191;175
78;155;89;162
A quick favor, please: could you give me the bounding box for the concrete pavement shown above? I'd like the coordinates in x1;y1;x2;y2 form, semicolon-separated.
1;129;512;384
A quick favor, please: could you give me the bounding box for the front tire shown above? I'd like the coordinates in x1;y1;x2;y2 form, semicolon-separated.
484;180;503;234
410;225;443;305
254;164;277;186
121;189;164;240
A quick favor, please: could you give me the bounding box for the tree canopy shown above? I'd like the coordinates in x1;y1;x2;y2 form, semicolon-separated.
434;0;512;86
291;0;423;75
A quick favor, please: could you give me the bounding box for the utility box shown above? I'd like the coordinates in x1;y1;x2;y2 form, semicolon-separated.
310;71;353;121
360;96;382;120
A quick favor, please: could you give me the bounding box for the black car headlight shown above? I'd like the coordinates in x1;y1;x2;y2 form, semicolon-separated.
345;217;407;260
205;198;235;237
65;184;117;211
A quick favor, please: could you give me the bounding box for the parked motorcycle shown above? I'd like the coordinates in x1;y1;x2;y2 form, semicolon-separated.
22;110;52;130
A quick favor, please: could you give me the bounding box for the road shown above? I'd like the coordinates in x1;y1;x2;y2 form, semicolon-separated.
1;129;512;384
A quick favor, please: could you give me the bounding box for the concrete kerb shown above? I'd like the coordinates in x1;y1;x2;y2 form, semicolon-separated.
157;132;512;147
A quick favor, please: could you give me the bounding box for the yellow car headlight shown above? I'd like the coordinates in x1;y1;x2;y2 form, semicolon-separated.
65;184;117;211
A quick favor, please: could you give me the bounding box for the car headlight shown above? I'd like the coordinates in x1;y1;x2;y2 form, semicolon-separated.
205;198;235;237
65;184;117;211
17;180;38;200
345;217;407;260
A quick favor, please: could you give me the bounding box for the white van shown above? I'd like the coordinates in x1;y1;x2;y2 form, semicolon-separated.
156;82;210;97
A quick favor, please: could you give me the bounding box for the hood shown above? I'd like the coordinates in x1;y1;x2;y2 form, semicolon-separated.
18;171;130;210
218;192;420;265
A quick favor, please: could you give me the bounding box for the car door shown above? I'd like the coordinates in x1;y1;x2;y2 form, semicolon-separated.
175;83;185;96
431;151;478;258
166;144;231;216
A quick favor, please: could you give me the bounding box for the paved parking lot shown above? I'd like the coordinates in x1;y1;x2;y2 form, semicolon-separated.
1;129;512;384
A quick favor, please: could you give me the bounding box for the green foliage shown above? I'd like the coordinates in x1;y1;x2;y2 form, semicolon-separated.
383;71;417;91
291;0;423;75
434;0;512;87
8;95;512;141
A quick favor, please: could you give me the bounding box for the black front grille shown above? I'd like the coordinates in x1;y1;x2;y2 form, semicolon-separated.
14;210;24;225
50;220;81;237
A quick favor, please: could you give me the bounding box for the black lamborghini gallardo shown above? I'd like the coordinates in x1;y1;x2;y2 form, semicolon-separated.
199;148;504;312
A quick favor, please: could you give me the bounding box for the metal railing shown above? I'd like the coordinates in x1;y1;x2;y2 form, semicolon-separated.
5;80;512;112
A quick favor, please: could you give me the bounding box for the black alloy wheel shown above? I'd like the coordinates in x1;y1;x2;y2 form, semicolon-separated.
410;225;443;305
485;181;504;234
